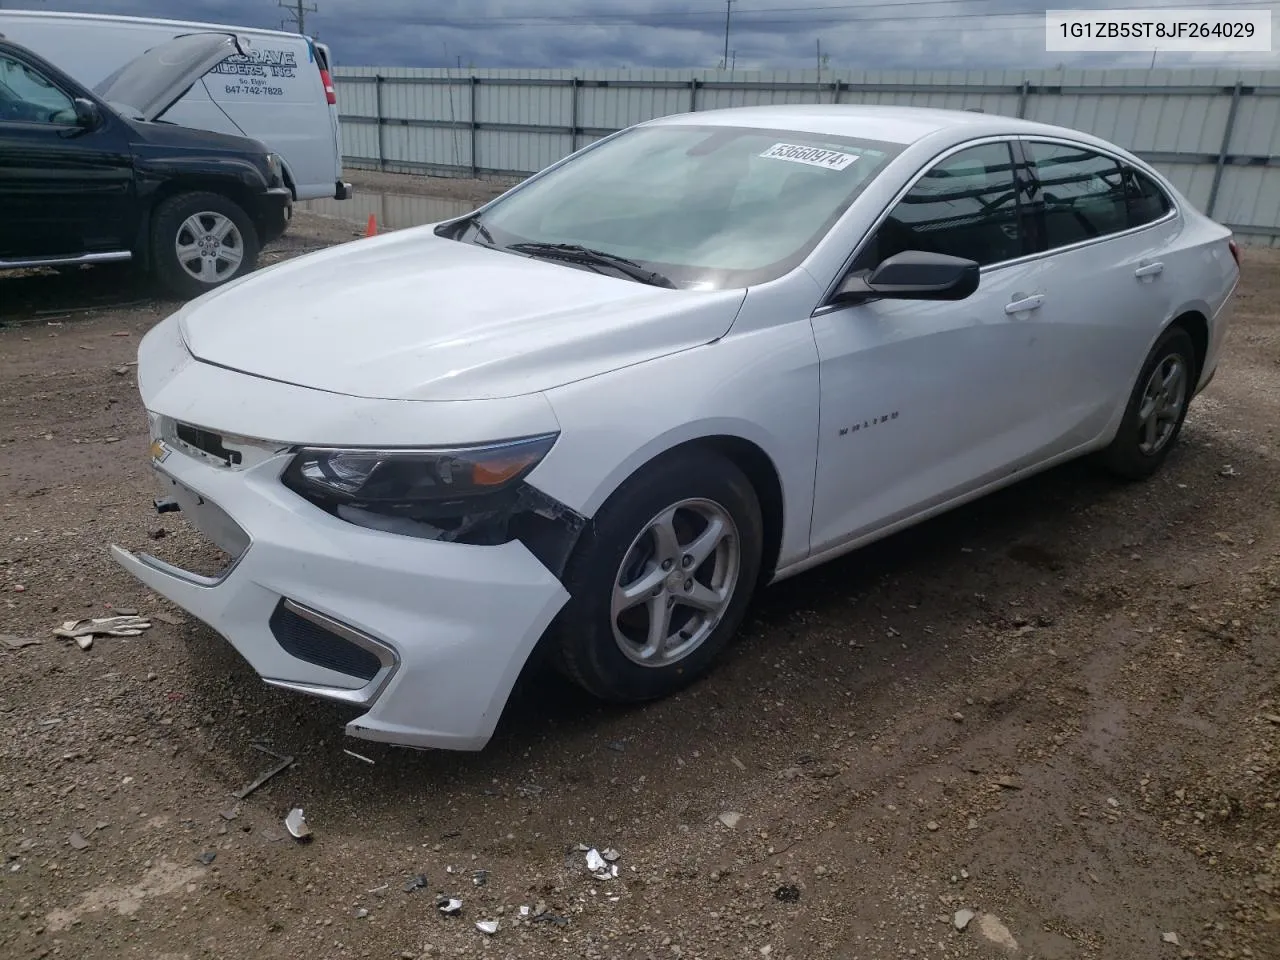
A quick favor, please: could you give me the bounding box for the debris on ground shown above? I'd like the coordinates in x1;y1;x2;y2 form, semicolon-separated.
774;885;801;903
343;749;375;764
717;811;742;829
196;851;217;865
53;615;151;650
437;896;463;915
475;920;498;935
471;869;488;887
954;909;975;930
975;913;1019;952
284;807;312;841
994;775;1023;790
68;831;90;851
586;848;618;880
404;874;429;893
230;744;295;800
1;634;40;649
354;907;369;919
1162;931;1181;946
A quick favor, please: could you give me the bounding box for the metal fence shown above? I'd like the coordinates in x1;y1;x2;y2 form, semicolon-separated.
333;66;1280;244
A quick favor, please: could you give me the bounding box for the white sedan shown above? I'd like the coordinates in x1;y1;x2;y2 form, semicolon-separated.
112;105;1239;751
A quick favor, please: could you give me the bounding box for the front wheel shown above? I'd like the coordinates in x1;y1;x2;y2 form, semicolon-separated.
549;448;764;703
150;192;259;299
1098;324;1197;480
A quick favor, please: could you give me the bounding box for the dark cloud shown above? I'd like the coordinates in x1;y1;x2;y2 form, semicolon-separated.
22;0;1280;70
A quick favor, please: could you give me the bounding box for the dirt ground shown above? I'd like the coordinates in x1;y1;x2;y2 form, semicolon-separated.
1;171;1278;960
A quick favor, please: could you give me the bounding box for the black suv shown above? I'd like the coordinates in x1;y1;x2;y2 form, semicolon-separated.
0;32;291;299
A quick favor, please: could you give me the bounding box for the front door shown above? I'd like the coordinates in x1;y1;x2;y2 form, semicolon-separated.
0;48;134;259
809;139;1056;553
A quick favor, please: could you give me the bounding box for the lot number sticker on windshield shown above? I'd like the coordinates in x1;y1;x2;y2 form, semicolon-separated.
759;142;859;170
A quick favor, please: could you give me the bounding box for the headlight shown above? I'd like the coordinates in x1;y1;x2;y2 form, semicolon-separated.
281;434;559;542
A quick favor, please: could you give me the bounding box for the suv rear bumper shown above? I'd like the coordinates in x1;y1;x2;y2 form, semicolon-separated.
335;180;353;200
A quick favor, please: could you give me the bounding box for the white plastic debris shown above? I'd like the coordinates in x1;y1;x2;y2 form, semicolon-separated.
1162;932;1180;946
717;811;742;830
476;920;498;935
284;807;311;841
438;897;463;915
519;905;530;917
585;848;618;880
54;615;152;649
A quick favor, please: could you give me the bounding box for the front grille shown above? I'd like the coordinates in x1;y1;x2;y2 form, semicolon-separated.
175;422;242;466
268;601;382;681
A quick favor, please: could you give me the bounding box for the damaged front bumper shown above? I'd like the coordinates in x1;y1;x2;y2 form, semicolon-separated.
110;438;574;751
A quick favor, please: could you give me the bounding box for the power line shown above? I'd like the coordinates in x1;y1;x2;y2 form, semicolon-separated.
277;0;317;36
355;0;1278;28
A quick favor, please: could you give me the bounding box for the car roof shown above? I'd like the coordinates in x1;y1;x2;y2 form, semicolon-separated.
643;104;1099;148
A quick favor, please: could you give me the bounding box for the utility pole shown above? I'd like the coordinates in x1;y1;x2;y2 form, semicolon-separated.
722;0;735;71
278;0;317;36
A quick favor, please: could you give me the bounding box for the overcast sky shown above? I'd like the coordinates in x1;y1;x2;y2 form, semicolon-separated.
17;0;1280;70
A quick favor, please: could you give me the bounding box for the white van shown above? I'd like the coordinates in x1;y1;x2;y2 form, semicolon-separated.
0;9;350;202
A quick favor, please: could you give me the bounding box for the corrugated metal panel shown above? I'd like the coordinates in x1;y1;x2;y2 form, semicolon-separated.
333;66;1280;237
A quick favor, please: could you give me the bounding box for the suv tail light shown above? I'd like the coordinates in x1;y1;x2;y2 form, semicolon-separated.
318;67;336;105
1228;238;1240;268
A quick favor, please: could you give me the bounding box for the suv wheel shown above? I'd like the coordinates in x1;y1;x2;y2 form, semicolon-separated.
151;192;259;299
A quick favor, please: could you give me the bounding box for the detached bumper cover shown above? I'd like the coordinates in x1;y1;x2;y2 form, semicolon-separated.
335;180;353;200
110;445;570;751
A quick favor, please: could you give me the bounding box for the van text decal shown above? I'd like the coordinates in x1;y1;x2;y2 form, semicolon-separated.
212;48;297;98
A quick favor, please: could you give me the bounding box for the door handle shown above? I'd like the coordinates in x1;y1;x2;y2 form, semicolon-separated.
1134;261;1164;278
1005;294;1044;315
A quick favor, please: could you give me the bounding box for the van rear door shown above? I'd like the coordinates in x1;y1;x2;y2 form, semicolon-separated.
313;41;349;198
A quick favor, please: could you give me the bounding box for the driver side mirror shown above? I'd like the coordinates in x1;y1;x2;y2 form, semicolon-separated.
72;98;101;129
833;250;980;305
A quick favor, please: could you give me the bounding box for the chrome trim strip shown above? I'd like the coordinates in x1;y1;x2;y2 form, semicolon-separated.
811;133;1180;316
272;598;401;706
0;250;131;270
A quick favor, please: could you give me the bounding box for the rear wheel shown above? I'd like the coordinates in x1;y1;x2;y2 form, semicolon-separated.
549;448;764;703
150;192;259;299
1098;325;1197;480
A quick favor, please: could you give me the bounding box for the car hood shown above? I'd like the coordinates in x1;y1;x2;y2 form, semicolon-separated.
177;228;747;402
94;32;246;122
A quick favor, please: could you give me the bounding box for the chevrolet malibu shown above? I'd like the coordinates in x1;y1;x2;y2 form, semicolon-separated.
112;105;1239;751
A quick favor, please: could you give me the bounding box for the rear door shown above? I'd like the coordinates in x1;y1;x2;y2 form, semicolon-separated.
1015;138;1182;446
0;47;135;259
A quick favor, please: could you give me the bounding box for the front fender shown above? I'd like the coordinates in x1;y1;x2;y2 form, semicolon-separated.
528;319;822;573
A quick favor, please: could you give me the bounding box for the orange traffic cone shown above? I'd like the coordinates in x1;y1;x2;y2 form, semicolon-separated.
365;213;378;237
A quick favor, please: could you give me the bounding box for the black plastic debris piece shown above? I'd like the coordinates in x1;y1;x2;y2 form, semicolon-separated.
403;873;429;893
774;884;801;903
472;869;489;887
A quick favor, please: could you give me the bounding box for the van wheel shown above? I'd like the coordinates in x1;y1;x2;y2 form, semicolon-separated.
151;192;259;299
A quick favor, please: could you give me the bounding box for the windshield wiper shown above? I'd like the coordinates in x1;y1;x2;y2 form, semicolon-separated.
505;242;676;288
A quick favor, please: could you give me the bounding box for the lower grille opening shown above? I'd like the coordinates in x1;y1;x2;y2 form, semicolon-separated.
268;601;382;682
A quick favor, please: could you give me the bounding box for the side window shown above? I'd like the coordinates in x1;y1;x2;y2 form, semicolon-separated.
1026;142;1129;248
855;142;1023;270
0;54;75;125
1123;166;1173;228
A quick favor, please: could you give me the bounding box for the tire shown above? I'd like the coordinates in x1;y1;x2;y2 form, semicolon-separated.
150;192;259;299
549;447;764;703
1097;324;1197;481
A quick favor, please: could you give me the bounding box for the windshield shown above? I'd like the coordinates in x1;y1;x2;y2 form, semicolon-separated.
450;124;902;289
